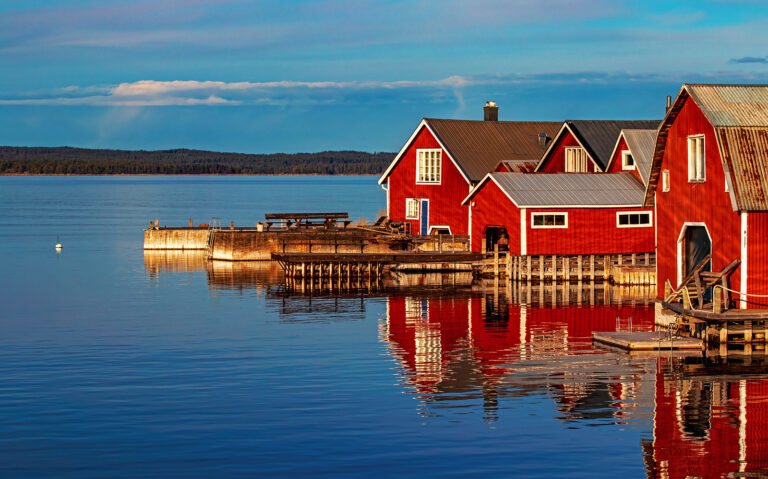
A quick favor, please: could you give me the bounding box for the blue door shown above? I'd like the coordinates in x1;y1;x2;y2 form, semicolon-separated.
420;199;429;235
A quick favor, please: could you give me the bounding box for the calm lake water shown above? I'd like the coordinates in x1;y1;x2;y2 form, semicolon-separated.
1;176;767;478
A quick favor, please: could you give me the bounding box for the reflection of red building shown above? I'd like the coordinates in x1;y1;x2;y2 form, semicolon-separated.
646;361;768;477
382;294;656;421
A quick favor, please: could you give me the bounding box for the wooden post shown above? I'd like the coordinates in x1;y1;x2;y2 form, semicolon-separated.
506;253;512;280
603;256;610;281
539;256;544;282
551;255;557;281
589;255;595;282
577;255;583;282
494;244;499;278
631;253;637;265
645;253;650;265
563;256;570;283
745;321;753;343
527;256;532;282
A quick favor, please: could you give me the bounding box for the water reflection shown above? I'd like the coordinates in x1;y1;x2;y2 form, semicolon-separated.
143;251;768;477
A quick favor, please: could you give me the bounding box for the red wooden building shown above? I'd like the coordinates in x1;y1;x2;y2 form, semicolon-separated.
536;120;659;174
646;84;768;308
379;103;559;236
463;172;655;254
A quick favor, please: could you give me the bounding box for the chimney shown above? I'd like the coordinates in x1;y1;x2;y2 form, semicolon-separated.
537;132;549;147
665;95;672;112
483;101;498;121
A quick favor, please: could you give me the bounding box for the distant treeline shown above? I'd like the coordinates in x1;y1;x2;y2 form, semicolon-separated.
0;147;395;175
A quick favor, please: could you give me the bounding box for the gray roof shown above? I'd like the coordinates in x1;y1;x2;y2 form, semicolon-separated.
621;129;657;187
686;84;768;126
488;172;646;207
568;120;660;170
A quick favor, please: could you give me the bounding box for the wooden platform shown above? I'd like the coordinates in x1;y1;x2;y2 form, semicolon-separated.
592;331;703;351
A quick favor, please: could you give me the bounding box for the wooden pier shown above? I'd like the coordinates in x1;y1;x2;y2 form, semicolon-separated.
592;331;703;352
479;249;656;285
272;252;482;279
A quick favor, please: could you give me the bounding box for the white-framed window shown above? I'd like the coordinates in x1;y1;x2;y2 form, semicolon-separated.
565;147;588;172
616;211;653;228
416;149;441;184
405;198;419;219
662;169;670;192
531;212;568;229
621;150;635;170
688;135;705;182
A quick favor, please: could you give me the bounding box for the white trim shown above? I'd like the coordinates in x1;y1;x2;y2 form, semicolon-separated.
621;150;635;170
405;198;419;219
428;225;452;235
687;134;706;182
378;119;471;185
531;212;568;229
616;211;653;228
605;131;626;172
534;122;604;173
468;202;473;250
415;148;442;185
384;178;390;217
676;222;712;286
520;208;527;255
741;212;748;309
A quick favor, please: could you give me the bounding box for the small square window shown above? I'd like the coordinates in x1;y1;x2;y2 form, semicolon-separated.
621;150;635;170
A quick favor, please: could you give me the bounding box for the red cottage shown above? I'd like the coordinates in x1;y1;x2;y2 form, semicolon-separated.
379;103;560;236
646;84;768;308
463;172;655;255
536;120;660;173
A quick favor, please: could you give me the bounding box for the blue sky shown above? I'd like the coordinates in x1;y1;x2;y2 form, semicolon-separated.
2;0;768;153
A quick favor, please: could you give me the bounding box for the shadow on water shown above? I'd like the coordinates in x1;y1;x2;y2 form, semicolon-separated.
144;251;768;478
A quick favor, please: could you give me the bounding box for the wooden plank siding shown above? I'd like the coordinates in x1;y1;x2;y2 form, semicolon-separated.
387;125;470;236
654;95;743;300
537;129;600;173
748;212;768;304
606;136;644;184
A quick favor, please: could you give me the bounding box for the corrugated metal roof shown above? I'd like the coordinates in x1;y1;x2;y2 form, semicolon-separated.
491;172;645;207
622;129;657;187
568;120;660;171
427;119;561;182
717;127;768;210
686;84;768;127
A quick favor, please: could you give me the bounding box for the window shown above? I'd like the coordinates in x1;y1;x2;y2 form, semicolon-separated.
531;212;568;229
565;147;588;172
621;150;635;170
688;135;705;182
405;198;419;219
616;212;653;228
662;169;670;192
417;149;441;183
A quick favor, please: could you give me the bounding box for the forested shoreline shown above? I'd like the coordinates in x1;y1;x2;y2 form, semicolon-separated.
0;147;394;175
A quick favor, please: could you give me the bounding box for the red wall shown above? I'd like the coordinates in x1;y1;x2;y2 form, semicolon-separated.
538;130;600;173
469;179;654;255
606;137;643;184
654;97;742;299
387;125;470;235
748;212;768;301
469;180;520;252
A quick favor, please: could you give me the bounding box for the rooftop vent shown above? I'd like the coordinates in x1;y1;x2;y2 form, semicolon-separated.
483;101;498;122
537;132;549;147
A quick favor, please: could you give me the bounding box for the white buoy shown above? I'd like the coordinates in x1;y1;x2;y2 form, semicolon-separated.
55;235;62;251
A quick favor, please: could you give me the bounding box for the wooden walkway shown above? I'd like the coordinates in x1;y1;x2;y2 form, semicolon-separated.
592;331;703;351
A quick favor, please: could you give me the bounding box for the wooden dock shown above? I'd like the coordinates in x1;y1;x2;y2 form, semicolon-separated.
479;250;656;285
592;331;703;351
272;252;482;279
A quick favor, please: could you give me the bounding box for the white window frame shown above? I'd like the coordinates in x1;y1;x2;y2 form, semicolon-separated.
565;147;588;173
428;225;452;235
405;198;419;219
621;150;635;170
687;135;705;182
416;148;442;184
616;211;653;228
531;212;568;229
662;169;670;192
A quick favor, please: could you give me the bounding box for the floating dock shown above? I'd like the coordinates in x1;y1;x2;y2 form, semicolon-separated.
592;331;703;351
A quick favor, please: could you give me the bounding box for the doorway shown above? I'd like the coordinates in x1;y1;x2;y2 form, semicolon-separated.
682;225;712;277
485;226;509;253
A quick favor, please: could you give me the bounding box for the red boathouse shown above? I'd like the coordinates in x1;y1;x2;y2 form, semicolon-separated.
463;172;655;255
379;103;559;236
536;120;660;174
646;84;768;308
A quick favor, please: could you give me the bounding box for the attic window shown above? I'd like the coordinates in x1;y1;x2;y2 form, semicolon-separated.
662;169;670;192
687;135;705;182
565;147;588;172
416;149;441;184
621;150;635;170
